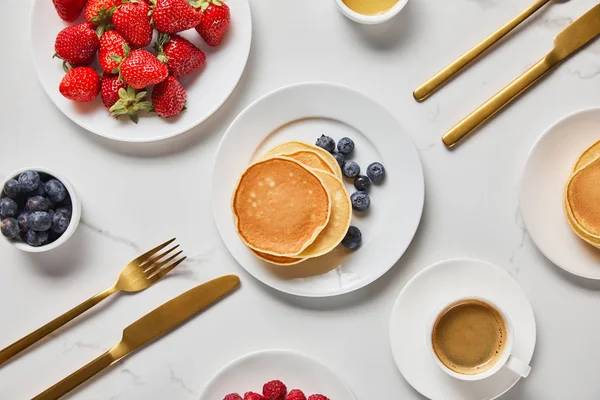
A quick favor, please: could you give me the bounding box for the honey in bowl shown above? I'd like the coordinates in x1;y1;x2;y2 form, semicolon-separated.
342;0;399;15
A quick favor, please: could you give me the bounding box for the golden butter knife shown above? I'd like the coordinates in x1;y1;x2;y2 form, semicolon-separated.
414;0;552;102
33;275;241;400
442;3;600;148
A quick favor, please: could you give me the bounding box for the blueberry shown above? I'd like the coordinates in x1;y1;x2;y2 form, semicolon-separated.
45;179;67;203
29;211;52;231
350;191;370;212
315;135;335;153
26;196;51;212
354;175;371;192
27;182;46;197
55;206;72;219
25;230;49;247
3;180;20;198
343;160;360;178
1;218;20;239
337;137;355;155
18;170;40;192
0;197;18;217
367;162;386;182
17;212;31;231
341;226;362;249
52;211;70;234
332;152;345;168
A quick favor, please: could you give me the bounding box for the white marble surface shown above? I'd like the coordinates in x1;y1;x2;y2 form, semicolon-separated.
1;0;600;398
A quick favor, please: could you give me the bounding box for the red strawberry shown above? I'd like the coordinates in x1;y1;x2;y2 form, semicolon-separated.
59;66;101;102
119;48;168;89
54;23;100;66
307;396;329;400
52;0;86;22
224;395;243;400
194;0;230;46
85;0;119;35
151;76;186;117
155;33;206;78
286;390;306;400
100;73;126;109
99;31;129;74
113;0;153;48
105;81;153;123
262;380;287;400
150;0;202;34
244;393;265;400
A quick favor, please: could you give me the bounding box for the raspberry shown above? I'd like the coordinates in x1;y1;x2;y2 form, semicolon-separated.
308;396;329;400
224;395;243;400
287;389;307;400
244;393;265;400
263;380;287;400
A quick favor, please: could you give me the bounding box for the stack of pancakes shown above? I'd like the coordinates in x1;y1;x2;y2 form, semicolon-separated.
564;140;600;248
232;141;352;265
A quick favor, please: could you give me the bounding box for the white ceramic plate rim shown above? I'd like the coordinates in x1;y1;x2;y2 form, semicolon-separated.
29;0;252;143
520;106;600;280
198;349;357;400
389;258;536;400
211;82;424;297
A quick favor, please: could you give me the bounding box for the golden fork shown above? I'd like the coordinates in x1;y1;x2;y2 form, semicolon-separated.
0;238;186;366
413;0;554;102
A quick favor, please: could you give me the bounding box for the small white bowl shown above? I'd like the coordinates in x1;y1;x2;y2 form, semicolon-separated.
335;0;408;24
1;167;81;253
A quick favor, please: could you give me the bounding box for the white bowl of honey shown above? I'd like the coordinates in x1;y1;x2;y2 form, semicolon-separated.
336;0;408;24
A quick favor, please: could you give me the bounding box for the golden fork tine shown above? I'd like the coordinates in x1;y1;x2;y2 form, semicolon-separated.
144;251;183;276
135;238;176;264
141;245;180;269
150;257;187;282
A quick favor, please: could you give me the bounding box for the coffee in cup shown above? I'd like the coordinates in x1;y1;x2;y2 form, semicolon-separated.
428;297;531;381
432;299;506;375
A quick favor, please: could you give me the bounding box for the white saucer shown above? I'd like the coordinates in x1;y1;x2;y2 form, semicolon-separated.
30;0;252;142
211;82;424;297
199;349;356;400
389;259;536;400
521;107;600;279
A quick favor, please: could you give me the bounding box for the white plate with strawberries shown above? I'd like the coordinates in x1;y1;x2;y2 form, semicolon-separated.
31;0;252;142
199;349;356;400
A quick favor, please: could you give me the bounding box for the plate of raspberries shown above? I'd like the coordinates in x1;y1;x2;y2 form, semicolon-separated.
200;350;356;400
32;0;252;142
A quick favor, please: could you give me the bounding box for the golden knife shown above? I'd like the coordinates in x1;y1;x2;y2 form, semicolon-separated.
414;0;552;102
443;3;600;148
33;275;241;400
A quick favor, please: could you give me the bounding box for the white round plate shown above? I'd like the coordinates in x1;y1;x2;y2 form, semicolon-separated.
199;349;356;400
30;0;252;142
211;82;424;297
389;259;536;400
521;107;600;279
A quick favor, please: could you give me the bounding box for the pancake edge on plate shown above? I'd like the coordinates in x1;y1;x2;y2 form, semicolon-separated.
565;158;600;247
261;141;343;179
232;156;332;257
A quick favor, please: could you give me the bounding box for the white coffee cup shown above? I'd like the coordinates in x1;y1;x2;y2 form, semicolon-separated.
427;297;531;381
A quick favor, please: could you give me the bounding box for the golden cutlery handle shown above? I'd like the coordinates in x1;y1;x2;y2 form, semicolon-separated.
442;55;555;147
0;285;117;366
413;0;551;102
32;348;124;400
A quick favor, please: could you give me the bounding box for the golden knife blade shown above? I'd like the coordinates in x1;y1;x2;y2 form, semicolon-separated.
443;3;600;148
33;275;241;400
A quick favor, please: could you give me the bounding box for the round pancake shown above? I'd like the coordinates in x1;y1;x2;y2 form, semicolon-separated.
298;170;352;258
565;157;600;246
232;157;331;256
252;249;305;266
261;141;343;179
